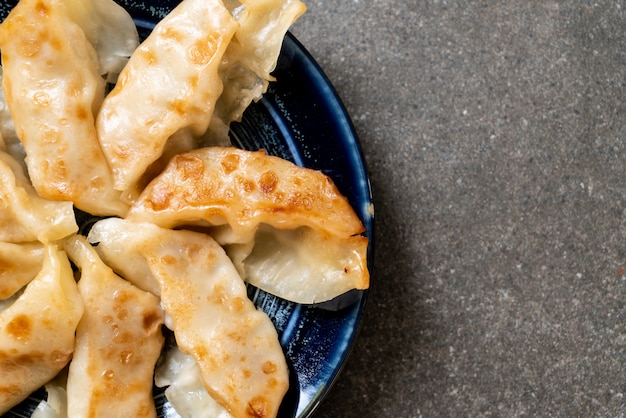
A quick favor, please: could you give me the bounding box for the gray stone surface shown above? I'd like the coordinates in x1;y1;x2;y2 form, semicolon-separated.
290;1;626;416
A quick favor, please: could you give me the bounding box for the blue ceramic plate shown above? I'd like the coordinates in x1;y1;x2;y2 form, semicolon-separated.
0;1;374;417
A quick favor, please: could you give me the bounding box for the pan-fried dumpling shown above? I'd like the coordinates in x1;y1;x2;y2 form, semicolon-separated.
95;0;238;201
128;147;365;238
0;241;44;300
155;345;233;418
0;0;128;216
207;0;306;143
0;149;77;244
127;146;369;303
0;71;25;171
87;218;289;418
229;225;369;304
0;244;83;414
63;0;139;83
64;236;164;418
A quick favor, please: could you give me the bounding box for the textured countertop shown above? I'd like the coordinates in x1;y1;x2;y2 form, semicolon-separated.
290;2;626;416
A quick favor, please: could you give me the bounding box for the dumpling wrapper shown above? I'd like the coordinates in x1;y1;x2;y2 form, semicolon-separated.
155;345;233;418
0;0;128;216
0;244;83;414
64;235;164;418
31;373;68;418
95;0;238;200
87;218;289;418
63;0;139;83
0;148;77;244
206;0;306;143
0;241;44;300
127;147;369;304
128;147;365;239
0;71;25;171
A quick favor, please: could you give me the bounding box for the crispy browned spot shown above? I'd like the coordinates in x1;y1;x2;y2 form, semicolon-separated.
137;402;152;417
221;153;240;174
259;171;278;194
116;309;128;321
238;177;256;193
160;26;183;42
113;331;133;344
102;369;115;380
246;397;270;418
67;79;82;98
147;183;174;211
139;47;158;65
34;0;49;16
6;314;32;342
0;384;21;398
167;99;186;116
175;155;205;181
142;310;162;333
114;290;132;304
119;350;134;365
48;34;61;51
40;129;62;145
230;297;245;313
160;255;176;265
195;345;208;361
187;34;218;66
76;105;88;121
112;143;131;161
261;360;277;375
16;350;45;366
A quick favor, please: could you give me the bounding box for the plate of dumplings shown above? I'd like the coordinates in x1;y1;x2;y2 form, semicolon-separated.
0;0;373;417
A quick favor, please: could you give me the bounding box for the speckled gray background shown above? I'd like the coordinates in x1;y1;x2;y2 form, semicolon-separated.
291;1;626;416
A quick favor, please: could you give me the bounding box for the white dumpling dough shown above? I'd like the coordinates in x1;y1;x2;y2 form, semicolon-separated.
64;235;164;418
0;0;129;216
88;218;289;418
0;245;83;414
95;0;238;201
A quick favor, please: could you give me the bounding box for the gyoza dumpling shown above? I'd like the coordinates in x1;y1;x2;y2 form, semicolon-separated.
87;218;289;418
64;236;164;418
155;345;233;418
63;0;139;83
95;0;238;201
0;70;25;171
128;147;365;238
207;0;306;143
127;146;369;304
0;0;129;216
0;148;77;244
0;244;83;414
0;241;43;300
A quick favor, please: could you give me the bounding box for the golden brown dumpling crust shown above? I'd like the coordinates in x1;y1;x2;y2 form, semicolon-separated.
64;236;164;418
0;242;43;300
87;218;290;418
0;245;83;414
128;147;366;239
95;0;238;199
0;151;77;244
0;0;128;216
